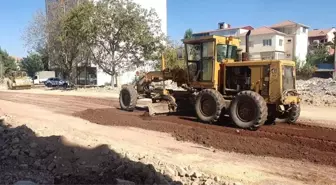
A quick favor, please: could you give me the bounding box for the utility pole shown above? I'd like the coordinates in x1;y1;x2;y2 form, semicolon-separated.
334;31;336;80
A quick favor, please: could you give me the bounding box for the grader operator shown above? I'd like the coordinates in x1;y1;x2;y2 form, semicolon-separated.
119;31;301;130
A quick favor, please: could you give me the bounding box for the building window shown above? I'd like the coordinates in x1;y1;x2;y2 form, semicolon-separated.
279;39;283;46
287;39;292;43
286;54;291;58
302;28;307;33
263;39;272;46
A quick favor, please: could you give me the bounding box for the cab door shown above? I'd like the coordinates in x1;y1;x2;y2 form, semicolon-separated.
185;41;215;83
200;42;215;82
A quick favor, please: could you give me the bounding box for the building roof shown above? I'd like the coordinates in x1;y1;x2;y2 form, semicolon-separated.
270;20;309;28
193;26;253;35
239;26;287;36
308;28;334;37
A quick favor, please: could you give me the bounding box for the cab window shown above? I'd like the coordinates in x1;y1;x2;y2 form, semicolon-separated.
217;44;238;62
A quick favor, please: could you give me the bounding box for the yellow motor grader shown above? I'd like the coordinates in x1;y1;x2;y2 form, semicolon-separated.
119;31;301;130
6;71;33;90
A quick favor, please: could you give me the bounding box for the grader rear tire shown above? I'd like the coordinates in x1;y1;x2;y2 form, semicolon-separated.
119;85;138;111
195;89;225;123
229;91;268;129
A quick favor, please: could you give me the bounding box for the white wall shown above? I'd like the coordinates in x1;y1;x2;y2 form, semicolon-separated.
327;28;336;42
295;27;308;63
274;35;285;51
240;34;277;53
97;67;111;86
274;25;309;63
239;33;286;60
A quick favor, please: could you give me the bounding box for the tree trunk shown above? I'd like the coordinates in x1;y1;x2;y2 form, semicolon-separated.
110;75;114;87
115;73;118;87
69;67;77;85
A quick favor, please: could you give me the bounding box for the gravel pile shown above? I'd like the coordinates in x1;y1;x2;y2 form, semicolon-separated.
0;119;241;185
297;78;336;107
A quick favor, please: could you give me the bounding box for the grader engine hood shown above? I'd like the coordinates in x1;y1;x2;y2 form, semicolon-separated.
281;90;301;105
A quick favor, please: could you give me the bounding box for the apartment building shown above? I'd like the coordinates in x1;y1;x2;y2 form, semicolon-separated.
308;28;335;55
45;0;167;86
239;27;287;60
192;20;309;64
270;20;309;64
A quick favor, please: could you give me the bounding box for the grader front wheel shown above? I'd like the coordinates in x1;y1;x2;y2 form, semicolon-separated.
284;104;301;124
119;85;138;111
7;80;13;90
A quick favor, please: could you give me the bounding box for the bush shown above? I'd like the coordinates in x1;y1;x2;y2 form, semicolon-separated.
295;58;316;79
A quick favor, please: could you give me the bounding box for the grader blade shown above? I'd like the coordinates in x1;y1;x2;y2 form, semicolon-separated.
147;102;172;116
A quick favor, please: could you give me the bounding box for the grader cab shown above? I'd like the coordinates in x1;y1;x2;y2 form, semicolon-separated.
119;31;301;130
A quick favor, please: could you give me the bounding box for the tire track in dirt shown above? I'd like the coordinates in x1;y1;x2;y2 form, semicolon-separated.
1;91;336;168
73;108;336;167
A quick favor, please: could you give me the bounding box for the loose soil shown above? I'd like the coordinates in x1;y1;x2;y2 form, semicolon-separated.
2;91;336;184
1;91;336;167
74;108;336;168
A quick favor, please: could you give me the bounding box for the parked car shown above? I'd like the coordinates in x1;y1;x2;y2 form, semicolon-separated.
44;77;68;88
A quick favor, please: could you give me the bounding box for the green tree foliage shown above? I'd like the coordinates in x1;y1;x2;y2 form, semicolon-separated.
184;29;193;39
48;1;95;83
35;45;49;71
295;58;316;79
306;44;329;65
0;48;17;76
157;40;185;70
24;0;165;85
82;0;165;77
20;53;44;77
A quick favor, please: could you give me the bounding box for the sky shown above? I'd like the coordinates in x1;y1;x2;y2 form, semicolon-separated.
0;0;335;57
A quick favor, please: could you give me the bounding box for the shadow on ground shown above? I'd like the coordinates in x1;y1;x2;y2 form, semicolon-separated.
0;120;182;185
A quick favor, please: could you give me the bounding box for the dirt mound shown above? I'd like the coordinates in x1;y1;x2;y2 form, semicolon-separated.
297;78;336;106
74;108;336;167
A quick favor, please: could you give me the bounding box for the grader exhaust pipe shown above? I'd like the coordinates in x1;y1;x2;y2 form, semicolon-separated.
242;30;251;61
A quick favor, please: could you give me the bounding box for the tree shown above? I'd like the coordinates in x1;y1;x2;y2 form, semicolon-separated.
84;0;165;83
307;43;329;65
22;10;47;53
47;1;95;83
0;48;17;76
159;40;185;70
184;29;193;39
35;45;49;71
20;53;44;77
22;9;53;72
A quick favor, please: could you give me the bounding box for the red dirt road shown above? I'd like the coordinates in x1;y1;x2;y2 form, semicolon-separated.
1;91;335;168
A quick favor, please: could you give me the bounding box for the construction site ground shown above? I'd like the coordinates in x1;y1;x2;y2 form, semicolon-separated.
0;89;336;185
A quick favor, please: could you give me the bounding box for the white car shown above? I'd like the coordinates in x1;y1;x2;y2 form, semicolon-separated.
44;77;69;88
